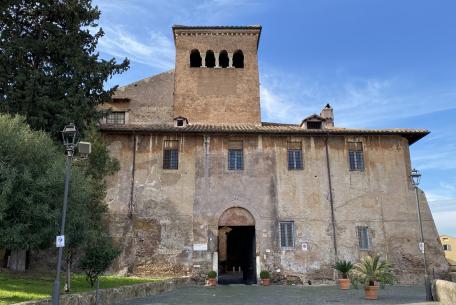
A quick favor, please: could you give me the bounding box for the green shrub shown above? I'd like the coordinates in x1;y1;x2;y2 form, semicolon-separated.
260;270;270;279
334;260;353;279
350;255;396;287
207;271;217;279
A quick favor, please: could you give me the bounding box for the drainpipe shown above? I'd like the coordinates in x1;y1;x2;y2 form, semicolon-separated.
128;133;137;219
325;134;338;263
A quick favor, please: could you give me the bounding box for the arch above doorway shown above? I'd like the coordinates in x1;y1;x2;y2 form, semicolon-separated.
218;207;255;227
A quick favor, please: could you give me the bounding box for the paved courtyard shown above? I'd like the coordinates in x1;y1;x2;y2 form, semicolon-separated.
117;284;439;305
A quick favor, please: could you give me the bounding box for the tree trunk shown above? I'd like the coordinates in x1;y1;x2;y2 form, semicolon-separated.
9;249;26;272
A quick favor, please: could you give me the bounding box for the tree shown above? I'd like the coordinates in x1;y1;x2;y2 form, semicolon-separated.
0;0;129;139
0;114;90;270
79;232;119;287
63;126;119;290
0;114;116;273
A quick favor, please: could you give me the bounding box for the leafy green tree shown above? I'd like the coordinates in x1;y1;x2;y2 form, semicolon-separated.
0;0;129;139
79;232;119;287
0;114;95;271
64;126;119;290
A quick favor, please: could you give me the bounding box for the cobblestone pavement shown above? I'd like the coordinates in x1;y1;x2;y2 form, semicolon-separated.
117;284;439;305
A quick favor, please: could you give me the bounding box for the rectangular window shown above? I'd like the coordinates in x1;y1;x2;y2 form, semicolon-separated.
228;141;243;170
280;221;295;248
307;121;322;129
443;244;452;251
287;142;303;170
106;111;125;124
357;226;370;250
163;140;179;170
348;142;364;171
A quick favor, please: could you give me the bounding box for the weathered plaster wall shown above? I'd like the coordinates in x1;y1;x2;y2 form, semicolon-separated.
173;30;261;124
103;132;448;283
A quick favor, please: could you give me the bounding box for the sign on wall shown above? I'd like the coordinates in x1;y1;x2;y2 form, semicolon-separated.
193;243;208;251
301;242;309;251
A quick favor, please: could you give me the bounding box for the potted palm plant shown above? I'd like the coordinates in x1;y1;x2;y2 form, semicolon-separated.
207;270;217;286
334;260;353;289
350;255;396;300
260;270;271;286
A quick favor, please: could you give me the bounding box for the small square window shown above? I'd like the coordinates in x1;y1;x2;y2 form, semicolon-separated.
106;112;125;124
348;142;364;171
228;141;243;170
287;142;303;170
443;244;452;251
307;121;322;129
357;226;371;250
163;140;179;170
280;221;295;249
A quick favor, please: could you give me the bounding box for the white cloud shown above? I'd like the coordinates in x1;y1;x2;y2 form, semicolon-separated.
94;0;264;71
98;26;174;70
259;68;456;127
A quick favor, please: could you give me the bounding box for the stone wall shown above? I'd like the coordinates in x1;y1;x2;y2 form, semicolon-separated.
102;132;449;283
434;279;456;305
100;71;175;125
173;28;261;124
15;278;190;305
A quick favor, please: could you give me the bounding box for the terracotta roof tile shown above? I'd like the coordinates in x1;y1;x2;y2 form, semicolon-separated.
100;122;429;144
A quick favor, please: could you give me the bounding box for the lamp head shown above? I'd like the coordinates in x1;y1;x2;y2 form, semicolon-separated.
410;168;422;186
61;123;80;152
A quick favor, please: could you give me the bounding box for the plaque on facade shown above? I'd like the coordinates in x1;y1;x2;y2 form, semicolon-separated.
193;243;208;251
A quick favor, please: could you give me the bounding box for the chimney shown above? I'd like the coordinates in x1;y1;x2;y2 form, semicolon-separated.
320;104;334;128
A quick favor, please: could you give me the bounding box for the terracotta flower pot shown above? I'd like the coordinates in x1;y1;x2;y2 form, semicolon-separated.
208;278;217;286
338;278;350;289
261;278;271;286
364;285;379;300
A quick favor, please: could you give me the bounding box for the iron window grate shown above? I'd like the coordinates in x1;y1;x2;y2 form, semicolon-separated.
280;221;295;249
107;112;125;124
163;140;179;170
287;142;303;170
348;142;364;171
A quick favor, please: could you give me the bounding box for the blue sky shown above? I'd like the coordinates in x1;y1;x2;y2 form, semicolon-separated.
93;0;456;236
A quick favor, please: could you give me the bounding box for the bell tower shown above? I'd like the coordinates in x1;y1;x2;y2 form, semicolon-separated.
172;25;262;125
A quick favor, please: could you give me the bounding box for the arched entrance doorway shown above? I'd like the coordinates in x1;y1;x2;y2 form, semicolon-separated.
218;207;256;284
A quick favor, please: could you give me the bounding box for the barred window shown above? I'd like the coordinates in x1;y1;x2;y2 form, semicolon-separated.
280;221;295;248
348;142;364;171
287;142;303;170
307;121;322;129
443;244;452;251
228;141;243;170
357;226;371;250
106;112;125;124
163;140;179;170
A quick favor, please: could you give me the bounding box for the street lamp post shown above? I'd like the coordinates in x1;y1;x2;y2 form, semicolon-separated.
51;124;80;305
410;168;432;301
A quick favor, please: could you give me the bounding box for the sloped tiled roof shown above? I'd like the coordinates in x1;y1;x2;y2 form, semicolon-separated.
100;122;429;144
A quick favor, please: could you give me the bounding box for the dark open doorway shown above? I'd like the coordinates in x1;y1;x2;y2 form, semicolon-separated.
218;226;256;284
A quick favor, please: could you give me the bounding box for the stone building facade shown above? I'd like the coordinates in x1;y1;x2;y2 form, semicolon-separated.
99;25;448;284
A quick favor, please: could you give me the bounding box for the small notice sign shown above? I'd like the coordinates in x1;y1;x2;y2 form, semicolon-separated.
301;242;309;251
56;235;65;248
419;242;425;254
193;243;207;251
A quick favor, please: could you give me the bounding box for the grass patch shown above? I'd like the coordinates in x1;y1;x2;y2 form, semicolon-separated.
0;271;168;305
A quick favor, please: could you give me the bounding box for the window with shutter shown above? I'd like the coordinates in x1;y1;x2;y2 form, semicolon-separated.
287;142;303;170
348;142;364;171
163;140;179;169
228;141;243;170
280;221;295;249
357;226;370;250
